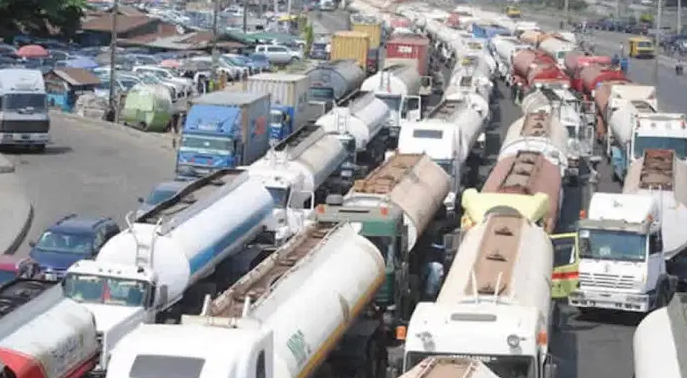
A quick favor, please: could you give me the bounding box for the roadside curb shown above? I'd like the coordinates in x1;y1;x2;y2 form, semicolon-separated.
51;111;178;151
4;202;33;255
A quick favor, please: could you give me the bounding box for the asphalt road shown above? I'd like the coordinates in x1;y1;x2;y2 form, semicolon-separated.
527;12;687;113
2;114;176;257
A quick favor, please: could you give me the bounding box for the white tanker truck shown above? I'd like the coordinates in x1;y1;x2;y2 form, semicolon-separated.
633;293;687;378
316;92;391;172
490;36;529;81
246;125;352;241
104;222;388;378
400;208;558;378
0;295;100;378
499;109;569;178
306;60;367;117
63;169;277;375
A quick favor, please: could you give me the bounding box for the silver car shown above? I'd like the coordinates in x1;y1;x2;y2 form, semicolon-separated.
255;44;303;65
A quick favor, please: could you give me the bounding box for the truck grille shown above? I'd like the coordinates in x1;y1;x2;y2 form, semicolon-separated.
579;272;635;289
0;120;49;133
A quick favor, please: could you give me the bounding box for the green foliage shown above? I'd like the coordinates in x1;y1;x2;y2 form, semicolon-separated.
303;23;314;56
0;0;86;39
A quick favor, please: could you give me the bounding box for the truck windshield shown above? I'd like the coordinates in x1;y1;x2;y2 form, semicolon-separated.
376;94;402;113
3;93;47;112
404;352;535;378
63;273;150;307
633;136;687;159
271;111;285;125
309;87;334;101
579;229;647;262
566;125;577;138
181;135;234;154
266;186;289;208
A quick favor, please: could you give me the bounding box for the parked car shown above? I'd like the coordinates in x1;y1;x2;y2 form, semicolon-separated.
28;214;120;279
309;42;330;60
136;181;187;218
255;44;303;65
221;54;251;78
247;53;272;72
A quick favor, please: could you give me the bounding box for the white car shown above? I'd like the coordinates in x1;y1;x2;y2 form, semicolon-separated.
255;44;303;65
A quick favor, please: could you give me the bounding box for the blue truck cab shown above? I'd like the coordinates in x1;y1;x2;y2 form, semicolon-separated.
29;214;120;279
270;104;294;141
176;91;271;179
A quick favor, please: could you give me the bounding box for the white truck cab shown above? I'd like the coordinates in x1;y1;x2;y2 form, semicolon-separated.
630;113;687;161
571;192;676;313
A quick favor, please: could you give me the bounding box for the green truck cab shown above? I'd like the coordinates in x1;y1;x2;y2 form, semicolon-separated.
313;203;420;334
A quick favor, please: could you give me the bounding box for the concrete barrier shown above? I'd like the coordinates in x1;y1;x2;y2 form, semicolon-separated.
0;156;34;255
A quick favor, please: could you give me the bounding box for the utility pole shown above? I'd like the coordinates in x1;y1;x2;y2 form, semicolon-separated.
564;0;570;29
108;0;119;123
243;0;248;33
679;0;682;35
654;0;662;91
212;0;219;84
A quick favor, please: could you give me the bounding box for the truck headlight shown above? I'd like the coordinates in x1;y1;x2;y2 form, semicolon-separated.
626;295;647;303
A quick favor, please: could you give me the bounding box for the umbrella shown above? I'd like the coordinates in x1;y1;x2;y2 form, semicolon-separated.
16;44;48;58
64;56;99;69
159;59;181;68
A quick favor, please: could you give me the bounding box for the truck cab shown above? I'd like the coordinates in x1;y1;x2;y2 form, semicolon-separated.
269;107;291;141
312;200;420;334
629;37;655;58
570;193;676;313
0;69;51;151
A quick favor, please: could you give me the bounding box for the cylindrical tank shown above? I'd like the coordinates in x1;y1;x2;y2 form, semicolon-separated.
250;126;348;195
0;298;98;378
94;170;275;305
539;38;575;61
436;208;553;314
492;36;521;61
111;223;385;378
607;100;637;146
633;299;683;378
521;90;550;114
511;49;538;80
499;112;569;172
579;64;627;95
344;154;450;249
306;60;366;102
564;52;612;74
315;93;390;152
455;104;488;165
483;151;562;232
361;64;421;96
519;30;542;45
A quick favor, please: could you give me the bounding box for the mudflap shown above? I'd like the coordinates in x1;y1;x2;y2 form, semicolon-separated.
330;318;387;378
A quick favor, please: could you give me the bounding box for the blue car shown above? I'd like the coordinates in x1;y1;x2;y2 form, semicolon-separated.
29;215;120;279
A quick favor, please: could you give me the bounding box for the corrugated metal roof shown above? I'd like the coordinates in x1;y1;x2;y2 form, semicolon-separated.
52;68;101;86
192;90;269;106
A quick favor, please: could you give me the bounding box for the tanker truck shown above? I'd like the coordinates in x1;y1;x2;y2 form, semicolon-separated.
104;222;389;378
489;36;529;81
360;64;427;141
633;293;687;378
539;37;575;67
313;153;451;335
0;297;100;378
62;169;278;375
315;92;391;173
499;109;569;178
398;357;501;378
395;95;488;212
521;87;597;180
306;60;366;119
601;84;687;180
446;53;494;106
0;277;58;320
400;207;558;378
571;150;687;313
245;125;353;242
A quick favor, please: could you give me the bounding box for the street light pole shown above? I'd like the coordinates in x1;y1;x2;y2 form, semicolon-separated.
678;0;682;35
564;0;570;29
211;0;219;84
654;0;662;90
108;0;119;123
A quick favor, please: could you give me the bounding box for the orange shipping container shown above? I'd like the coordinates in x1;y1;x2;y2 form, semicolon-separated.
331;31;371;69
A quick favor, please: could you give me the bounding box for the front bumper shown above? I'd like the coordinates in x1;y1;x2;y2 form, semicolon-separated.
568;289;654;312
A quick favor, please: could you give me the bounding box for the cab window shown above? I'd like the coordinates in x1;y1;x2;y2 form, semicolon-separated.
649;233;662;255
552;236;576;267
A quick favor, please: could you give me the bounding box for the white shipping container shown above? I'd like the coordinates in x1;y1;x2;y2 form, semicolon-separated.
245;73;311;131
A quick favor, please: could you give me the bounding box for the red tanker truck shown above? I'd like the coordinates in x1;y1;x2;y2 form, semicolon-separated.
564;52;612;93
579;64;630;139
512;49;563;90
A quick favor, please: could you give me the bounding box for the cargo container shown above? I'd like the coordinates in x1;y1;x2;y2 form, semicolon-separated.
245;73;311;140
385;35;430;76
352;21;383;48
176;91;271;178
331;31;371;69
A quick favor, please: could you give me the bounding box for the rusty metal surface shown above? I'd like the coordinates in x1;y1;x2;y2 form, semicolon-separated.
483;151;561;232
464;212;525;296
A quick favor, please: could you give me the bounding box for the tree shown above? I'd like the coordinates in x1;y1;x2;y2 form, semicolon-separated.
0;0;86;40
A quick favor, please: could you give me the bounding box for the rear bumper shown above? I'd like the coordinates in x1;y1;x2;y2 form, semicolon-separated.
0;132;49;145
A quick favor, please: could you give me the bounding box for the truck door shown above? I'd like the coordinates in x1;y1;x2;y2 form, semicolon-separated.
402;96;421;121
550;233;580;299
